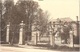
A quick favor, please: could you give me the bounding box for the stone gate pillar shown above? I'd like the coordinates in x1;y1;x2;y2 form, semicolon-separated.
69;30;74;47
19;21;25;45
50;32;55;47
31;22;39;45
48;22;55;47
32;32;37;45
6;22;10;43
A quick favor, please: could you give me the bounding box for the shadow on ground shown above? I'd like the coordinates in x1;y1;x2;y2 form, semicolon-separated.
30;44;79;51
1;44;79;51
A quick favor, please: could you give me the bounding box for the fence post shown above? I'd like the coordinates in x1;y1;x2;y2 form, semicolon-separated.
6;22;10;43
19;21;25;45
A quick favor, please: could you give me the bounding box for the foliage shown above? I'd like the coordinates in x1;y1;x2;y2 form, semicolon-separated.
1;0;49;43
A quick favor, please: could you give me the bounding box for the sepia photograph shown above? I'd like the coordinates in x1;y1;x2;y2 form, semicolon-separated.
0;0;80;52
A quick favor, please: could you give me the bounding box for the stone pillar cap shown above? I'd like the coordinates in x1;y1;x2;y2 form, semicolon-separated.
20;21;25;26
7;22;10;26
21;21;23;23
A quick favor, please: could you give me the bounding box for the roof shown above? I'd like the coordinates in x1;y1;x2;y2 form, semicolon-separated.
60;17;73;22
52;17;73;22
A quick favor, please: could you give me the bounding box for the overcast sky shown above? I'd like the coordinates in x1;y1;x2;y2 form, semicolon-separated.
6;0;80;21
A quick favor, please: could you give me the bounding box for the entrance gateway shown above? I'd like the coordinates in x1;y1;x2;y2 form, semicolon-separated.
31;21;55;46
31;21;74;47
5;21;74;47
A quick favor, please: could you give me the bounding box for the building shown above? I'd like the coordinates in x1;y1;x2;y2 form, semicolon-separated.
51;17;79;44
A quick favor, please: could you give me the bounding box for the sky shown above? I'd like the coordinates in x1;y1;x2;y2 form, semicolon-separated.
34;0;79;21
3;0;80;21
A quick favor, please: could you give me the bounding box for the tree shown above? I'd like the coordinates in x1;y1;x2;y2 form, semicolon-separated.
0;0;2;42
3;0;15;45
3;0;49;44
3;0;14;22
13;0;39;41
0;0;7;43
35;9;49;35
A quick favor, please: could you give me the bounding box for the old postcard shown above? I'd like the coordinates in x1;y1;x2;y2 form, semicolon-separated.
0;0;80;52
